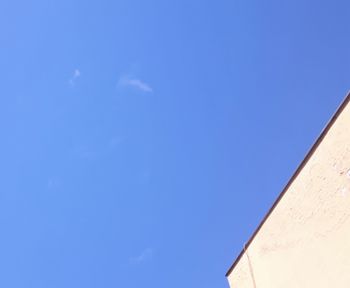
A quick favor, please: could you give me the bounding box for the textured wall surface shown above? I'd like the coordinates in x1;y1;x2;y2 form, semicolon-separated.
227;97;350;287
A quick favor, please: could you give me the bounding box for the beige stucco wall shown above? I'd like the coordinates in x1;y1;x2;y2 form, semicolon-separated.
227;98;350;287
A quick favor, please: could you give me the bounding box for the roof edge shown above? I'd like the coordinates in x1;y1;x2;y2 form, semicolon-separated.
226;91;350;277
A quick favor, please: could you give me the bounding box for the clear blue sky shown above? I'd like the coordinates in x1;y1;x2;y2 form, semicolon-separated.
1;0;349;287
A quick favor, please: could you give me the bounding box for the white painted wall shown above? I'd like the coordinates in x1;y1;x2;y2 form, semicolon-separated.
227;98;350;287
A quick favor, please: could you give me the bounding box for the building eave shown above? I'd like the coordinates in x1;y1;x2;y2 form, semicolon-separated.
226;91;350;277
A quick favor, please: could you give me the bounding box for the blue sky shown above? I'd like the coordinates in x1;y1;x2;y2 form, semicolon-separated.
1;0;350;287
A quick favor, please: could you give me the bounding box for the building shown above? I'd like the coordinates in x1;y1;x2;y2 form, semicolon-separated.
226;93;350;287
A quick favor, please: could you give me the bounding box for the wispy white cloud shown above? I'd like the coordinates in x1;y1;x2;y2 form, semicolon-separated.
69;69;81;86
48;177;61;190
118;76;153;93
129;248;153;265
109;136;125;148
75;145;96;160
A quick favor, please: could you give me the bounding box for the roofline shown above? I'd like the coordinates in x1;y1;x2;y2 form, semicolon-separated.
226;91;350;277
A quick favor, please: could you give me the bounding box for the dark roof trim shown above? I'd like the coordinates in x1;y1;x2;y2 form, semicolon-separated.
226;92;350;277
